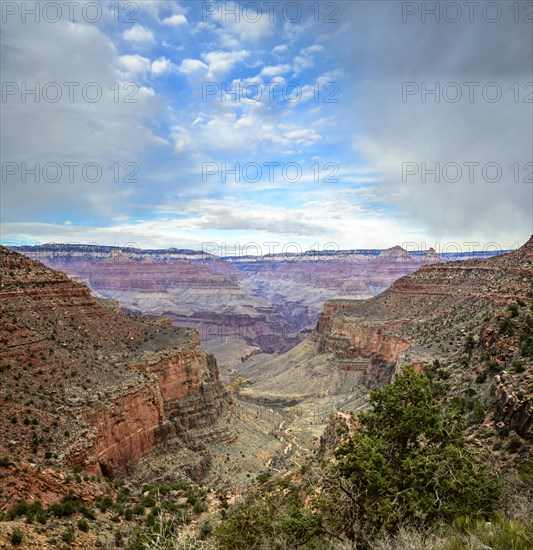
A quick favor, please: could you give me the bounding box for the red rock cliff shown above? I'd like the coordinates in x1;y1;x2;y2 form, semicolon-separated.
0;247;232;495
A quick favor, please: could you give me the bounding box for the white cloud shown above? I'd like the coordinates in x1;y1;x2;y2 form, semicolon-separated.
122;24;155;44
151;57;175;76
259;64;291;78
202;50;249;80
178;58;208;74
272;45;288;54
302;45;324;55
161;14;187;26
170;126;192;153
293;44;324;75
117;54;151;76
192;111;321;153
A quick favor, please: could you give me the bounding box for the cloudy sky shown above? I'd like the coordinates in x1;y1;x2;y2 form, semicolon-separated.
1;0;531;254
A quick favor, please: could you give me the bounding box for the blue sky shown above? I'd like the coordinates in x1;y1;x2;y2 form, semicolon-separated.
1;1;531;253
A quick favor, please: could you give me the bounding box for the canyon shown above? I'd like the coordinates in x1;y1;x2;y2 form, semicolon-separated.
0;240;533;503
10;244;504;370
0;239;531;547
238;236;533;459
0;246;233;508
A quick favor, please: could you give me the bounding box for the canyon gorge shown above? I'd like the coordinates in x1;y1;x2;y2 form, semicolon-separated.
10;244;503;371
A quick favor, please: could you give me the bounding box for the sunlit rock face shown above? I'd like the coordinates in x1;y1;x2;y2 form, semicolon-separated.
0;246;232;494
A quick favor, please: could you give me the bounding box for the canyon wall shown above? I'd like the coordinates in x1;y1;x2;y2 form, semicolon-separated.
12;243;493;357
0;247;232;495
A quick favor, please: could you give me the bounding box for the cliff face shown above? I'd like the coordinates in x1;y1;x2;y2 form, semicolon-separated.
313;237;533;444
317;239;532;386
12;243;487;357
129;340;229;434
0;246;232;505
67;382;166;476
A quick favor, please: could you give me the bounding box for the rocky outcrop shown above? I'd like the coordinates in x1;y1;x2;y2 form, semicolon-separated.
65;381;166;476
0;246;232;506
493;374;533;440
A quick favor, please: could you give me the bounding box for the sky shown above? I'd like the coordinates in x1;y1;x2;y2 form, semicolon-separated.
1;0;532;255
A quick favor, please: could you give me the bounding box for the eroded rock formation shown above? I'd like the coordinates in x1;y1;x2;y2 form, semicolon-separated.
0;246;232;506
12;243;494;357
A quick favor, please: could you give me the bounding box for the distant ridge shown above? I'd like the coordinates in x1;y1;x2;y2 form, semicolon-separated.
8;242;514;262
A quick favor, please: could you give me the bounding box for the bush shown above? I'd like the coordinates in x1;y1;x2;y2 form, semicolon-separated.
50;495;78;518
97;495;113;513
324;368;500;546
62;525;75;543
215;482;322;549
256;471;271;484
193;502;207;515
78;518;89;532
11;527;23;546
79;505;96;520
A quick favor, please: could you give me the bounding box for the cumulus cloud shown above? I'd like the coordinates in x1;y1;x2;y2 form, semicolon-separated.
151;57;175;76
259;64;291;78
178;58;208;74
293;44;324;75
117;54;151;76
161;14;188;26
177;50;250;80
202;50;250;79
272;44;288;55
122;24;155;44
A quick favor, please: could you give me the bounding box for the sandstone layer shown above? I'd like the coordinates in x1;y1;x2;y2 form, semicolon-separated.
12;244;498;358
0;247;232;507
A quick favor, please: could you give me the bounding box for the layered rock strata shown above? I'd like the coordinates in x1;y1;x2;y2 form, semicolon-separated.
0;247;232;488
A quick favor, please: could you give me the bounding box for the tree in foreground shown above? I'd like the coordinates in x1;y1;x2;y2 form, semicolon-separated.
321;367;500;546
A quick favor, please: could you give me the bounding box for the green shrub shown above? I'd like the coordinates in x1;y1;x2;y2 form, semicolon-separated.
11;527;23;546
79;505;96;520
324;368;500;546
50;495;78;517
256;471;271;484
97;495;113;513
78;518;89;532
62;525;75;543
193;501;207;515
